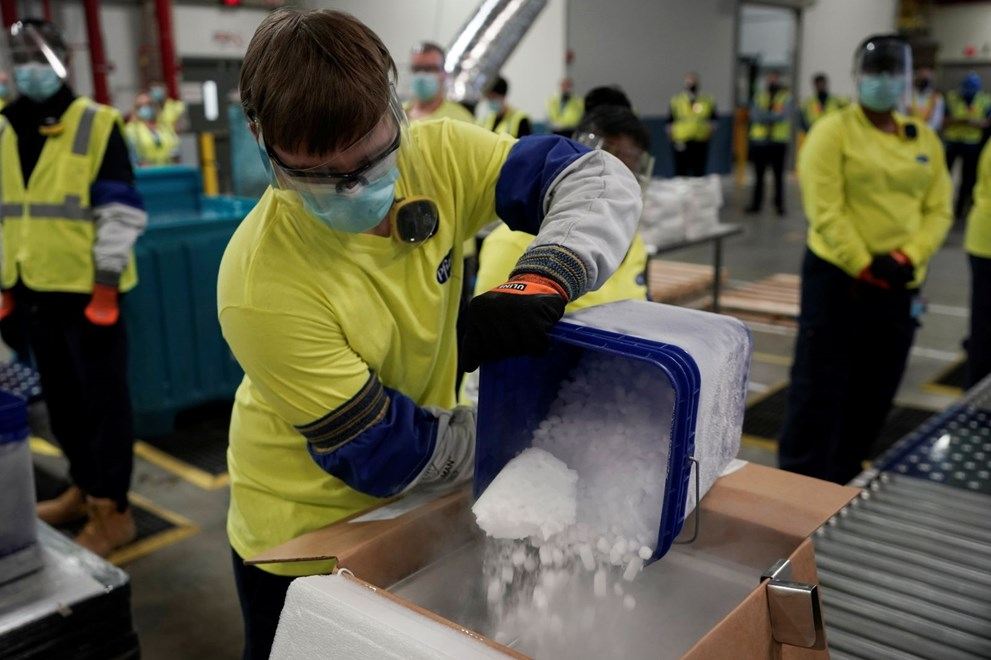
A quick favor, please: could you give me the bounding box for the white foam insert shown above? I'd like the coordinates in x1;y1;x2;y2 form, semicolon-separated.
565;300;752;515
270;574;513;660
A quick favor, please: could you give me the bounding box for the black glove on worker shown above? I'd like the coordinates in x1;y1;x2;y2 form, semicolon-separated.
460;274;567;373
867;251;914;289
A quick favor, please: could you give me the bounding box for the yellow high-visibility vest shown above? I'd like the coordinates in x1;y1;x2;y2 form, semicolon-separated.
750;90;792;143
910;90;942;123
670;92;716;143
478;107;529;137
1;97;137;293
125;119;180;167
546;94;584;130
944;91;991;144
801;94;846;128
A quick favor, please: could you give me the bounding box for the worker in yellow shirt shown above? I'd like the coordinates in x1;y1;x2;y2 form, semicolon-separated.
546;76;584;136
148;81;186;132
746;70;792;216
965;140;991;387
943;73;991;220
667;72;717;177
779;35;952;484
477;75;531;138
0;20;147;556
0;71;10;110
124;91;180;167
403;41;475;123
221;9;641;658
910;67;944;132
799;73;846;133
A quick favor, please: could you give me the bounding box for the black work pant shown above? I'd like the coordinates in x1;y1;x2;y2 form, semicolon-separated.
232;547;295;660
778;251;917;484
673;140;710;177
749;141;787;212
968;254;991;388
14;286;134;509
945;140;982;220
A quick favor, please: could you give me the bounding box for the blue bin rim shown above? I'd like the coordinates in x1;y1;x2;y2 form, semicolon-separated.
0;389;29;445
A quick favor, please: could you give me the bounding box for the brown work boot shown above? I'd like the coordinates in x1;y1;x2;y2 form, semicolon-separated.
75;497;136;558
36;485;87;526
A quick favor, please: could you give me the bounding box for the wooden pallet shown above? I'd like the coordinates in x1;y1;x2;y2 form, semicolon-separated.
719;273;800;327
648;260;725;305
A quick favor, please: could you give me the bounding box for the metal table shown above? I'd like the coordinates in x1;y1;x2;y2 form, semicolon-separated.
0;523;139;660
644;223;744;313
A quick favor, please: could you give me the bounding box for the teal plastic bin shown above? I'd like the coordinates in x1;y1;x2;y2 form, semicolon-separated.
126;168;258;436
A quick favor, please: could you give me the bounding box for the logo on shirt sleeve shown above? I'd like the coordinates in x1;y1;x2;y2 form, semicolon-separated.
436;249;453;284
916;155;929;164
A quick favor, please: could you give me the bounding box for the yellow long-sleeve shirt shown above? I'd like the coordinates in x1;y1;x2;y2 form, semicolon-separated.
799;104;952;286
966;140;991;259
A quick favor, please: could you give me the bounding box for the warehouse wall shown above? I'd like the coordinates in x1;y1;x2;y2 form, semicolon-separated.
799;0;898;100
932;3;991;64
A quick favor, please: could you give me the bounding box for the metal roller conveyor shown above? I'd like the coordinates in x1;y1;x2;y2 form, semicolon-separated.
815;555;991;614
829;517;991;572
824;590;991;658
817;569;991;637
823;607;984;660
853;499;991;543
826;627;929;660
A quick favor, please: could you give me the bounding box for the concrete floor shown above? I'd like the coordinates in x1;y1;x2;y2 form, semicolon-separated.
28;176;974;659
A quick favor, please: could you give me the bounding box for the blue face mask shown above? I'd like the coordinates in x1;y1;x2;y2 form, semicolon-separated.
410;74;440;102
486;100;502;114
150;87;166;103
14;63;62;103
300;165;400;234
137;105;156;121
859;75;906;112
0;84;8;99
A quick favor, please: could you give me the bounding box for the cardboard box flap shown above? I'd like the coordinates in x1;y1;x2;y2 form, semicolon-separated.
702;464;859;540
247;487;476;587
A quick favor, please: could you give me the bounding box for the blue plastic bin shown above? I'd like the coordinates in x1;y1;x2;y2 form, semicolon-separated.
475;320;702;561
125;168;259;437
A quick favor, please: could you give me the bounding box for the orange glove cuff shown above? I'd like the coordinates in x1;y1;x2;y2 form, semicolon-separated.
495;274;568;300
85;284;120;326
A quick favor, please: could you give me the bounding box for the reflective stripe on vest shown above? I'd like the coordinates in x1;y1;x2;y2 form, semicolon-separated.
482;108;527;137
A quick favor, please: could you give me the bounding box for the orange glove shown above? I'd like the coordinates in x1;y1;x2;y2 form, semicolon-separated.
84;284;120;326
0;291;14;321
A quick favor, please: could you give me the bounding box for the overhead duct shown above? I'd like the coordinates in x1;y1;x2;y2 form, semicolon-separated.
445;0;548;103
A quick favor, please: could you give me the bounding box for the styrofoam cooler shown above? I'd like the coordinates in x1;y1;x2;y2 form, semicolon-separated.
0;390;43;585
474;300;752;561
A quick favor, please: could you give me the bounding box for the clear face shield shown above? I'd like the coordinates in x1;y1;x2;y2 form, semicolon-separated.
572;130;655;196
6;21;68;103
854;36;911;113
256;88;439;244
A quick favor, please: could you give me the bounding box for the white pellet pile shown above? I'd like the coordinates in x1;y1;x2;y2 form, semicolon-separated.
471;354;675;656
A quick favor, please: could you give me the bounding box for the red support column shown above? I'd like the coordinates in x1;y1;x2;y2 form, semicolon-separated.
0;0;18;29
154;0;178;98
83;0;111;104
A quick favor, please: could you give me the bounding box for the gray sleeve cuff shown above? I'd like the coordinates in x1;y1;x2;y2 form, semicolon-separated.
94;269;121;288
510;244;587;301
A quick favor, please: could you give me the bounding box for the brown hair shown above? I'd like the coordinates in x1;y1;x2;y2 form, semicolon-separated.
240;8;397;155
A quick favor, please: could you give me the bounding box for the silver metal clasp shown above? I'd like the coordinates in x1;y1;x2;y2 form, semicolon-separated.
760;559;826;650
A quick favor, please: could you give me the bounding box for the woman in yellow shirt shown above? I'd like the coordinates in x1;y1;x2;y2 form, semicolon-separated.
124;92;180;167
778;35;952;484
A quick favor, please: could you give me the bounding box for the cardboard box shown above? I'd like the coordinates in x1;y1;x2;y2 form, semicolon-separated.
250;464;858;658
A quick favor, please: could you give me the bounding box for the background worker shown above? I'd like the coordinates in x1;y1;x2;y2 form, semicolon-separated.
546;76;583;136
125;91;181;167
778;34;952;485
667;72;717;177
910;66;944;132
220;9;641;658
477;75;531;138
746;69;792;216
148;80;186;133
404;41;474;122
799;73;846;133
0;19;147;555
965;140;991;387
943;72;991;220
